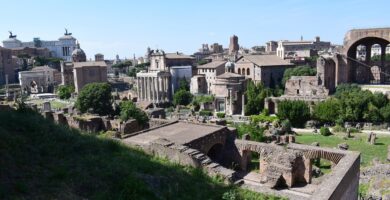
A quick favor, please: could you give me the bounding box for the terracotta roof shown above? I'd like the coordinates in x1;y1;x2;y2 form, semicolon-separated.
217;72;244;79
73;61;107;68
242;55;294;66
197;61;226;69
165;53;194;60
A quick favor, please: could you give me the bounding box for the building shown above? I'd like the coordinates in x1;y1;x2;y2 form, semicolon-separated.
229;35;239;54
266;41;278;53
95;53;104;61
2;30;78;61
276;37;331;59
18;66;58;94
213;61;246;115
136;49;195;103
235;55;294;87
73;61;108;93
191;61;226;94
0;47;13;84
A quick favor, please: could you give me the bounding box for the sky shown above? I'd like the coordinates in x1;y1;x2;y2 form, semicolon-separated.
0;0;389;60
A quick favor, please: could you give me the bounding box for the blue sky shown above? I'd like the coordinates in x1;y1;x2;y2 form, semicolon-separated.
0;0;389;59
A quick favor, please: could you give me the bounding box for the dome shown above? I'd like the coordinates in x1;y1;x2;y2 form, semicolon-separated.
225;61;235;70
72;42;86;62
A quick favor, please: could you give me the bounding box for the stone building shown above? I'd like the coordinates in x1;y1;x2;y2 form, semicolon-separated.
266;41;278;53
276;37;331;59
235;55;294;87
18;66;58;94
73;61;108;93
95;53;104;61
213;61;246;115
2;30;78;61
191;61;226;94
0;47;13;84
229;35;239;55
136;49;195;103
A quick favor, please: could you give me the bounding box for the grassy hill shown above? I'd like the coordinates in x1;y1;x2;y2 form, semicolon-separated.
0;109;282;200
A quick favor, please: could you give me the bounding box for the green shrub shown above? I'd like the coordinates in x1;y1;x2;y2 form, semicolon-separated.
250;113;278;124
199;110;213;116
277;100;310;128
216;112;225;118
119;101;149;126
75;83;113;115
281;119;292;133
57;85;74;99
332;125;345;133
235;123;265;142
320;127;332;136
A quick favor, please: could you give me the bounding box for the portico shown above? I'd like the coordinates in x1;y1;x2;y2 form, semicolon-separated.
136;71;171;103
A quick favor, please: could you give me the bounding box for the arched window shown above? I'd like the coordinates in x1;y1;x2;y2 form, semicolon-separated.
238;68;241;74
247;68;250;75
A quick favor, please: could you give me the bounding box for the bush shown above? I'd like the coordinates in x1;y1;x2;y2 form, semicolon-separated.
236;123;265;142
57;85;74;99
173;90;193;106
277;100;310;128
320;127;332;136
199;110;213;116
312;98;341;123
332;125;345;133
282;65;316;86
75;83;113;116
250;113;278;124
216;112;225;118
119;101;149;126
281;119;292;133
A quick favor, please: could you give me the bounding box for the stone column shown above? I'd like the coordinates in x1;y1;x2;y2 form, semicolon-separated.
366;44;372;62
148;77;152;101
229;89;233;115
303;157;312;184
241;94;245;116
136;77;140;101
151;77;156;103
156;77;160;103
161;76;165;102
143;77;147;101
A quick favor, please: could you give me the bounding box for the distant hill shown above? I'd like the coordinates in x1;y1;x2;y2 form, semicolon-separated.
0;109;281;200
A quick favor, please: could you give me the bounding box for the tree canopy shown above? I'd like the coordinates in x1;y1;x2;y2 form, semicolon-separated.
75;83;113;116
173;89;193;106
57;85;74;99
245;81;270;115
277;100;310;128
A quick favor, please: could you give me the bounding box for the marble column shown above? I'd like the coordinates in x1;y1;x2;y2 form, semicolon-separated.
143;77;147;101
151;77;155;102
229;89;233;115
156;77;160;103
137;77;141;101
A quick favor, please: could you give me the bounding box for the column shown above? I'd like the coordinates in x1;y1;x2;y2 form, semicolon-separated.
303;157;312;184
241;94;245;116
151;77;155;102
381;44;387;83
156;77;160;103
148;77;152;101
366;44;372;62
142;77;148;101
137;77;141;101
229;89;233;115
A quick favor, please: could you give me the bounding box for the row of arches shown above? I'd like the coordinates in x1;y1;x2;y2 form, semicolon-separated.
355;43;390;62
237;68;250;76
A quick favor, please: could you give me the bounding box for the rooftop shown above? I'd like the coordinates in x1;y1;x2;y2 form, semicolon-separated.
242;55;294;67
73;61;107;68
165;53;194;60
122;122;224;146
197;61;227;69
217;72;245;79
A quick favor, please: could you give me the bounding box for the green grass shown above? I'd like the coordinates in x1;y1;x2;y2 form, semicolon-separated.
0;109;283;200
295;133;390;167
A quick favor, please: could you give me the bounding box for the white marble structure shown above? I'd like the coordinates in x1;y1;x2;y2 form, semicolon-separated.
276;36;331;59
2;30;77;61
136;49;194;103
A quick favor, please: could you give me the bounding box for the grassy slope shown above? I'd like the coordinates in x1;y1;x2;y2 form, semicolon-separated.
0;110;282;200
295;133;390;167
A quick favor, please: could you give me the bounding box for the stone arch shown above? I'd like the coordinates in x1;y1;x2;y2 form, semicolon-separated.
207;143;224;162
247;68;250;76
238;68;241;74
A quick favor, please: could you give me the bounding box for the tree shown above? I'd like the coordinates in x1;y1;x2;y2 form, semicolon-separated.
75;83;113;115
197;59;209;65
119;101;149;126
111;60;132;69
282;65;316;86
245;80;270;115
57;85;74;99
173;90;193;106
380;104;390;121
179;78;190;91
277;100;310;128
313;98;341;123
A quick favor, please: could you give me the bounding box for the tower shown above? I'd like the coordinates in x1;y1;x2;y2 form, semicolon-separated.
229;35;239;54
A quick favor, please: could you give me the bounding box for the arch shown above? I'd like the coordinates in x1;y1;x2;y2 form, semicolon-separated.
238;68;241;74
242;68;245;75
247;68;250;76
207;143;224;162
